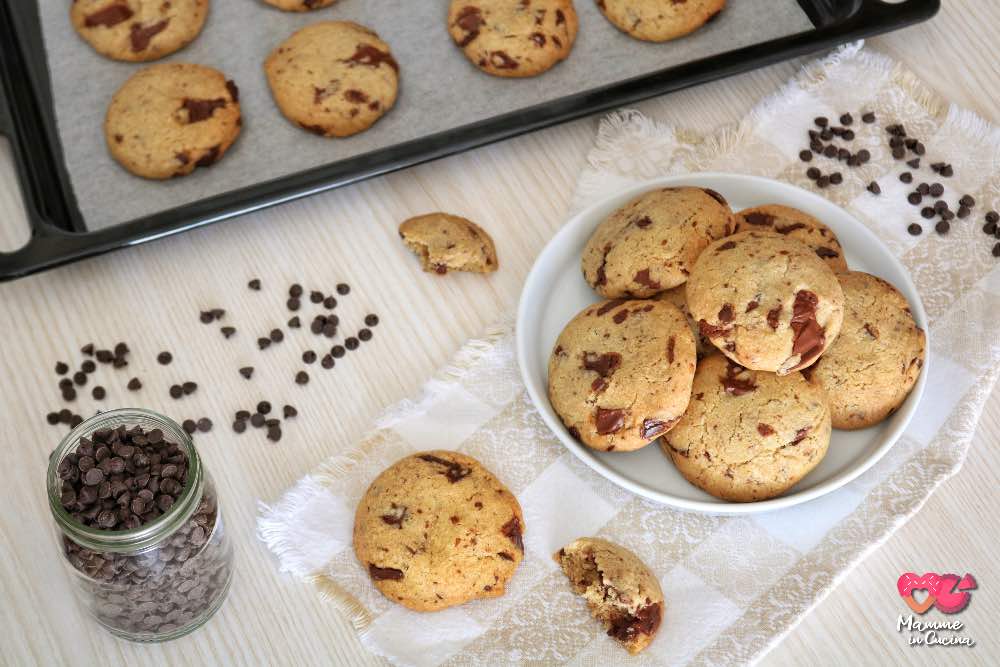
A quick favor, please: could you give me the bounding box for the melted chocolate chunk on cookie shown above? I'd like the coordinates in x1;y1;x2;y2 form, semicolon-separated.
698;319;730;339
702;188;728;207
608;602;662;642
225;80;240;102
344;89;369;104
531;32;546;47
596;299;628;317
454;6;485;46
716;240;737;252
745;300;759;312
634;216;653;228
501;516;524;552
85;4;134;28
721;362;756;396
489;51;519;69
815;246;839;259
497;551;514;561
417;454;472;483
130;19;169;52
775;222;807;234
583;351;621;377
633;269;660;290
181;97;227;123
667;336;675;363
380;504;407;528
791;427;811;444
641;417;676;440
757;423;776;436
595;244;612;286
767;305;782;330
718;303;734;324
595;407;627;435
789;290;825;368
743;212;774;226
369;564;404;581
347;44;399;72
194;145;221;167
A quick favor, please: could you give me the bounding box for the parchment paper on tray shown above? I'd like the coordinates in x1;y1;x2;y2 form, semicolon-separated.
37;0;812;230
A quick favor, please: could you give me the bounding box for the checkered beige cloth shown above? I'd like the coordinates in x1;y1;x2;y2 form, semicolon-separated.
258;43;1000;666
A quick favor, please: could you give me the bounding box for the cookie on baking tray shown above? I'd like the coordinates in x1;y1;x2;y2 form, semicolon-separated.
265;21;399;138
399;213;499;274
264;0;336;11
734;204;848;273
596;0;726;43
555;537;664;655
448;0;579;77
353;450;524;611
581;187;735;299
548;298;697;452
685;231;844;374
70;0;208;62
803;271;925;430
104;63;241;180
662;354;831;502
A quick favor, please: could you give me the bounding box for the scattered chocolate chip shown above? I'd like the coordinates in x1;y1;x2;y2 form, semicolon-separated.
364;314;379;327
183;419;197;434
169;384;183;398
899;172;913;184
73;371;88;386
908;193;922;206
806;167;821;180
929;183;944;197
935;220;950;234
358;329;373;342
269;328;284;343
197;418;212;433
934;200;948;213
862;111;876;123
288;316;301;329
921;207;935;219
283;405;297;418
892;146;905;160
331;345;346;358
917;182;930;195
46;412;60;425
323;296;337;309
295;371;309;385
258;337;271;350
907;223;923;236
814;116;828;127
81;344;94;356
127;378;142;391
321;354;335;369
960;194;975;207
309;290;324;304
91;386;106;400
157;351;173;365
799;150;812;162
55;362;69;375
336;283;350;295
839;113;853;126
823;145;837;158
289;284;303;298
829;172;843;185
267;426;282;442
286;298;300;312
248;278;261;290
993;243;1000;258
345;337;359;351
816;175;831;189
239;366;254;380
199;311;214;324
221;326;236;339
988;211;1000;224
182;381;197;395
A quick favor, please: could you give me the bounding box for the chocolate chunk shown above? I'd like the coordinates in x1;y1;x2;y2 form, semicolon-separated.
698;320;730;339
369;565;404;581
718;303;734;324
899;172;913;184
867;181;881;195
239;367;254;380
248;278;261;290
181;98;226;123
582;352;621;378
640;418;673;440
805;167;821;181
595;407;626;435
380;505;408;528
347;44;399;71
791;427;811;444
157;351;173;365
790;291;825;368
757;423;775;436
417;454;472;483
716;241;737;251
84;4;134;28
608;603;662;642
489;51;519;69
283;405;298;419
130;20;169;52
721;362;756;396
501;516;524;552
815;247;839;259
454;6;485;47
633;269;660;290
127;378;142;391
907;223;923;236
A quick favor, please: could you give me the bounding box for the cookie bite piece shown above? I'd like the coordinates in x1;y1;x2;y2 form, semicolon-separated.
265;21;399;137
104;63;241;179
70;0;208;62
734;204;848;272
686;231;844;374
803;271;925;429
448;0;579;78
582;187;734;299
399;213;498;274
353;450;524;611
548;298;697;452
662;354;831;502
554;537;664;655
596;0;726;43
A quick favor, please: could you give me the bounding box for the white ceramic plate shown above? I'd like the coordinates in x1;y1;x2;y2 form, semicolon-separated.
516;173;929;514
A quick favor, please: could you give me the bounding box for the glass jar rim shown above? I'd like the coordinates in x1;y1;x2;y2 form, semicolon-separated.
47;407;204;553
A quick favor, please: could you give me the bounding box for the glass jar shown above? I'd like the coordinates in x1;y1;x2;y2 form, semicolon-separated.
46;408;234;642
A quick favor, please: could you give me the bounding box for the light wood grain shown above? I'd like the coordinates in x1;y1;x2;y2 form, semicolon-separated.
1;2;998;665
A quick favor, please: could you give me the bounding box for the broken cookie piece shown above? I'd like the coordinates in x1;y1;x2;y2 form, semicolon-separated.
399;213;499;275
554;537;664;654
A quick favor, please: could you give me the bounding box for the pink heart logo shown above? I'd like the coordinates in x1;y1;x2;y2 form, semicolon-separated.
897;572;940;614
897;572;976;614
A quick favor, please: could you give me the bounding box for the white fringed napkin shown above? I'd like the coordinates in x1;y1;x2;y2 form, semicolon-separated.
259;43;1000;666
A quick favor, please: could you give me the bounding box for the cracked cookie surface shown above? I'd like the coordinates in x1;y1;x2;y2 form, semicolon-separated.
596;0;726;43
104;63;241;180
548;298;697;452
803;271;925;430
581;187;735;299
71;0;208;62
448;0;579;77
662;354;831;502
265;21;399;137
353;450;524;611
399;213;498;274
734;204;849;273
555;537;664;655
685;231;844;374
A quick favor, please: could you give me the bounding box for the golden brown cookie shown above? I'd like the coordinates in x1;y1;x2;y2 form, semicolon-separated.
264;0;336;11
803;271;925;429
596;0;726;43
581;187;735;299
399;213;499;274
662;354;831;502
548;298;697;452
104;63;241;180
654;285;709;358
70;0;208;62
685;231;845;374
555;537;664;655
353;450;524;612
734;204;848;272
264;21;399;138
448;0;579;77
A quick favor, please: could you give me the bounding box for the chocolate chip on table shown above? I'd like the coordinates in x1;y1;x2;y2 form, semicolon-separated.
907;158;920;169
269;329;284;343
288;316;301;329
816;175;831;189
233;420;247;434
95;349;113;363
837;148;850;161
47;412;60;425
257;401;271;415
321;354;335;369
81;343;94;356
829;172;843;185
289;284;303;298
940;209;955;221
892;146;905;160
309;290;324;304
155;351;172;365
921;207;935;219
250;413;266;428
248;278;261;291
323;296;337;309
823;145;837;158
235;410;250;421
197;418;212;433
839;112;853;126
59;378;73;390
267;426;282;442
862;111;876;123
899;172;913;184
336;283;350;295
907;223;923;236
960;194;975;208
929;183;944;197
908;193;922;206
62;386;77;402
322;322;337;337
814;116;829;127
283;405;297;419
183;419;198;434
806;167;821;180
799;150;812;162
358;329;373;342
913;142;926;156
917;182;930;195
364;314;379;327
91;386;106;400
295;371;309;385
199;311;214;324
934;200;948;213
81;360;96;374
182;381;197;395
286;298;301;312
73;371;88;386
69;414;83;427
169;384;183;399
221;326;236;339
957;206;970;219
993;243;1000;258
239;366;254;380
258;337;271;350
935;220;951;234
302;350;317;364
988;211;1000;224
127;377;142;391
841;129;855;141
345;337;359;351
55;362;69;375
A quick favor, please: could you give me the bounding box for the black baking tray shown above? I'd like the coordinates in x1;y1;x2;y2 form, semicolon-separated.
0;0;939;280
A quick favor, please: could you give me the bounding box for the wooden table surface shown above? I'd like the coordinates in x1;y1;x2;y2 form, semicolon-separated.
1;3;997;665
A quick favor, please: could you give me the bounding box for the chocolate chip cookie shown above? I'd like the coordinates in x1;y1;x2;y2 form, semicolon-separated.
399;213;499;274
803;272;925;429
654;285;709;358
662;354;831;502
448;0;579;77
581;187;735;299
353;450;524;612
104;63;241;180
734;204;848;272
548;298;697;452
265;21;399;138
685;231;845;374
70;0;208;62
264;0;336;11
596;0;726;43
555;537;664;655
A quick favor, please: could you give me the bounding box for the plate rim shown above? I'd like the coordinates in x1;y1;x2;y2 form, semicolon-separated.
515;172;930;515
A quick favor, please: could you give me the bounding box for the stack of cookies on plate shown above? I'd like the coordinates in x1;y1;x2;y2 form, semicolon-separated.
548;188;926;502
